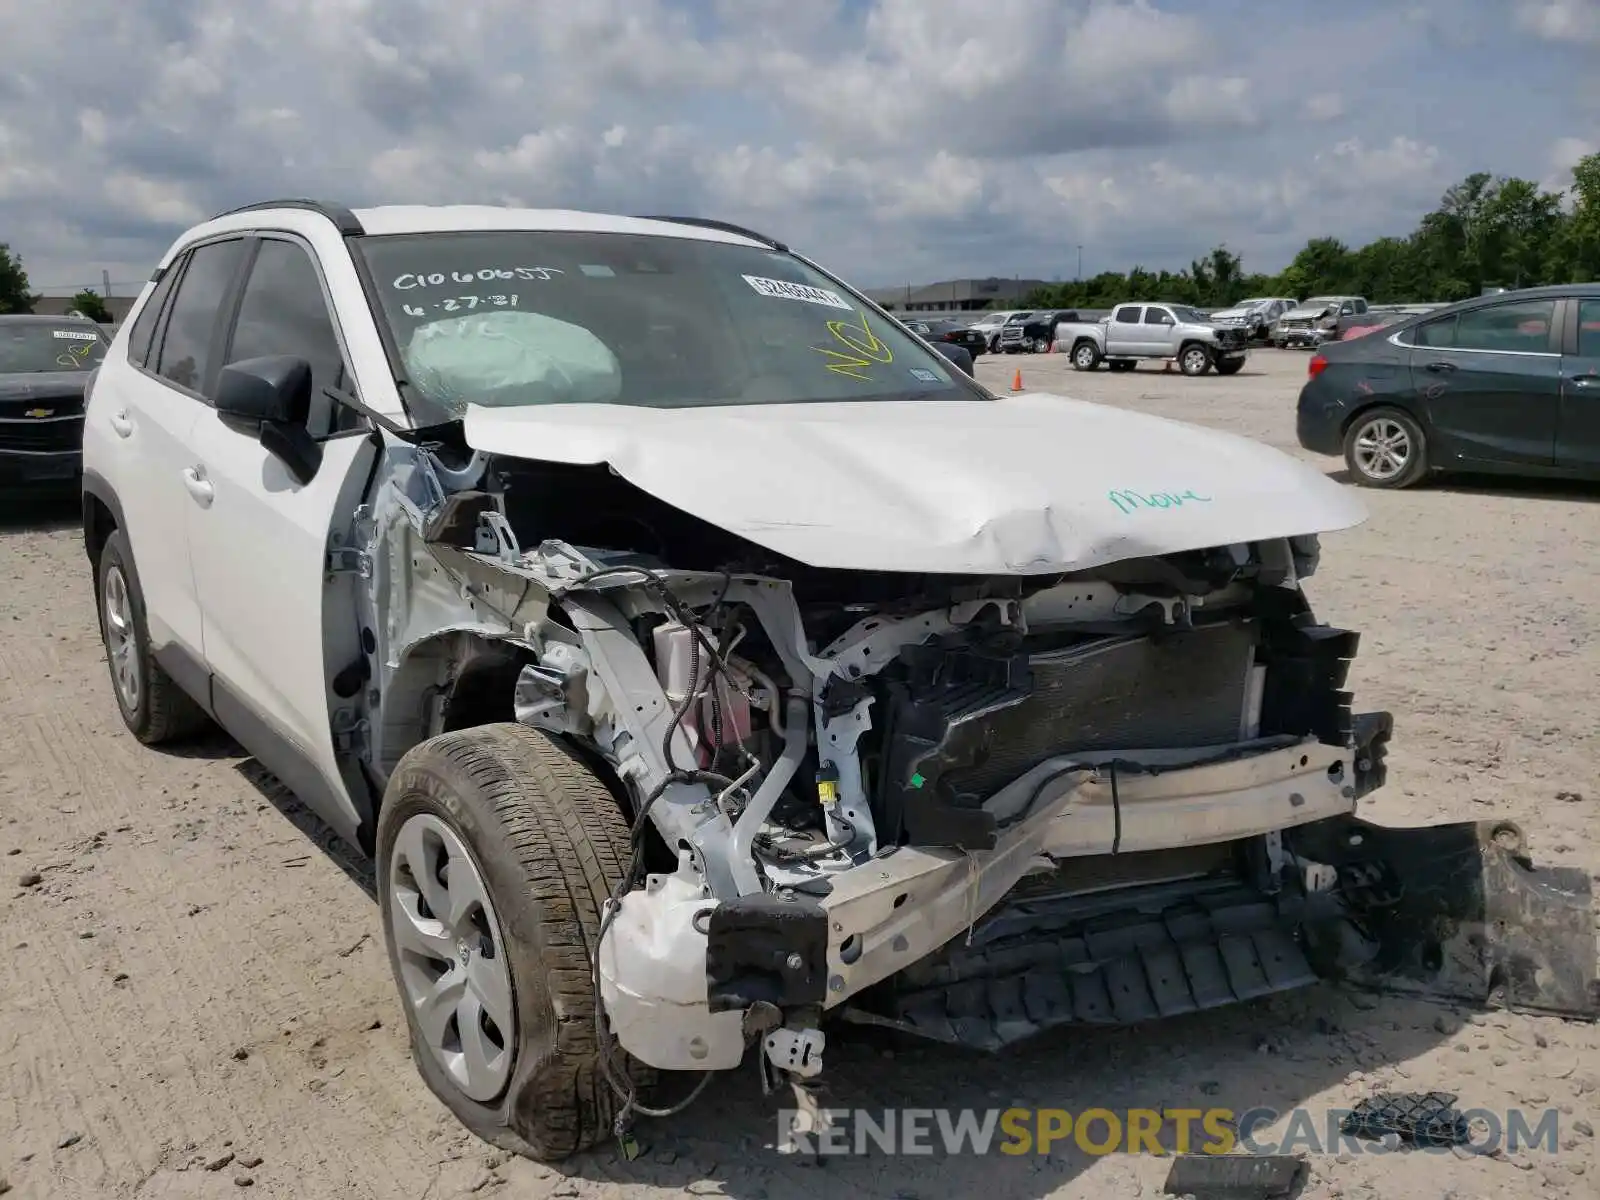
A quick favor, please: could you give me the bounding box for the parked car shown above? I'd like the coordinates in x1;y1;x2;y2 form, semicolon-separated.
1297;283;1600;487
83;200;1592;1162
966;309;1023;352
927;338;975;375
1273;296;1369;348
901;316;987;358
1207;297;1297;342
0;313;113;487
1057;302;1251;375
998;308;1077;353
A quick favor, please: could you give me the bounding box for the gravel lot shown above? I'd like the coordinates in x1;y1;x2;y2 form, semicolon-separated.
1;349;1596;1199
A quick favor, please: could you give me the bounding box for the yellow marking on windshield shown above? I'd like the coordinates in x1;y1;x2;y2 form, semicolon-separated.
812;312;894;381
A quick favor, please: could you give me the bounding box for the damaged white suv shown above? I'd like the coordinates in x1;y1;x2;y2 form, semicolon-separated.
82;201;1596;1161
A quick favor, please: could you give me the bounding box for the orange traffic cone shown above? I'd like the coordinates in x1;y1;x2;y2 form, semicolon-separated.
1011;368;1023;392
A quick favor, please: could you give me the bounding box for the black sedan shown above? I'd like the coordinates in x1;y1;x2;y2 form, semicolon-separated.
902;317;988;357
0;314;112;487
1296;284;1600;488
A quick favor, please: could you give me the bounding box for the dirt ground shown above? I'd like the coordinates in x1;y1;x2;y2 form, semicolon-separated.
1;348;1596;1199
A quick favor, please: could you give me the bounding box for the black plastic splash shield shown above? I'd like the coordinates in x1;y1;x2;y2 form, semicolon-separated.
1290;816;1599;1020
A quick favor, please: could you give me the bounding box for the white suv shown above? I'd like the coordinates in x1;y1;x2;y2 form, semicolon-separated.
82;200;1585;1162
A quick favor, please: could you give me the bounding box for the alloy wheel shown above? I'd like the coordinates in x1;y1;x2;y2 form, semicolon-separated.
388;813;518;1103
1352;418;1411;482
102;564;141;715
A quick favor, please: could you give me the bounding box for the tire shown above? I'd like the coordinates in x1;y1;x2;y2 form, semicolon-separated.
95;527;211;745
1107;360;1136;373
1178;344;1212;376
1342;406;1429;489
1214;358;1244;376
1021;337;1037;352
376;723;655;1161
1071;340;1101;371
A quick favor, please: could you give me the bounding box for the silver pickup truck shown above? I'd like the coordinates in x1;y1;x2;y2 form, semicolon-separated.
1056;302;1251;376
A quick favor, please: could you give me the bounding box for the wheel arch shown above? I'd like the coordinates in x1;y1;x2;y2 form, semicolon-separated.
81;470;125;574
374;626;640;832
1338;397;1432;441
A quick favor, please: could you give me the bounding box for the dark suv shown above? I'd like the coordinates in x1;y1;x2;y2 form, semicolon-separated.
998;309;1078;353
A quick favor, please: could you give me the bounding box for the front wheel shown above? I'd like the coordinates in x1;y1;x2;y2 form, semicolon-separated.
1342;407;1428;489
377;723;653;1161
1179;344;1212;376
1071;341;1102;371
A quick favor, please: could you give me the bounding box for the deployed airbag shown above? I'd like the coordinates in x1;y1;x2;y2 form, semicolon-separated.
403;311;622;413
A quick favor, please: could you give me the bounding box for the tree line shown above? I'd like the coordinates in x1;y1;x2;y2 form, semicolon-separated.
0;242;112;321
1021;152;1600;312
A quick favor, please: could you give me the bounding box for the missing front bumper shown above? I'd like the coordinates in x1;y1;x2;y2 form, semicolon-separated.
840;813;1597;1051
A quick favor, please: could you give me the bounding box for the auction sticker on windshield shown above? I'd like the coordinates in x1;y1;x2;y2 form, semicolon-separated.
742;275;854;311
53;330;100;340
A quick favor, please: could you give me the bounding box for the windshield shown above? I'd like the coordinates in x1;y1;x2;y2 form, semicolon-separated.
0;322;108;374
1301;297;1339;309
1169;306;1207;323
356;230;976;419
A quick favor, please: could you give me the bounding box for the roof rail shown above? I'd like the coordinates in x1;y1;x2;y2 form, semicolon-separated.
210;199;365;236
634;214;786;252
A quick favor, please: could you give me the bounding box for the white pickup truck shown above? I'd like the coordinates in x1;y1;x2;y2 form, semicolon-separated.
1056;302;1251;376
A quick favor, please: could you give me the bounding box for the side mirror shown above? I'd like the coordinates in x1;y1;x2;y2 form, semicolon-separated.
215;355;322;485
216;355;312;424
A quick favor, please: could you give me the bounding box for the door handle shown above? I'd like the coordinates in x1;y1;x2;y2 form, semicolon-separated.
181;466;214;507
110;410;133;438
1424;361;1457;373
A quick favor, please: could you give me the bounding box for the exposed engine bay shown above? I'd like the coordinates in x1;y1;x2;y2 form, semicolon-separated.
342;430;1599;1128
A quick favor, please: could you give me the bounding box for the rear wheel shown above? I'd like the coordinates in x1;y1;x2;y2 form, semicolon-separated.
1214;358;1244;376
95;528;211;745
377;723;653;1161
1071;341;1102;371
1342;406;1428;489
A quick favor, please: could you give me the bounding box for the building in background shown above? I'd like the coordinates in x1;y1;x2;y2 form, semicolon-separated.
865;276;1050;313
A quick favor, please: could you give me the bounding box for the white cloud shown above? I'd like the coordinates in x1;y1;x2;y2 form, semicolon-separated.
1303;93;1346;122
0;0;1576;290
1515;0;1600;42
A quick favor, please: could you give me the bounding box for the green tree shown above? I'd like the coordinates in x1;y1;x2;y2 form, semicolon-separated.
70;290;112;323
1004;157;1600;311
0;243;34;314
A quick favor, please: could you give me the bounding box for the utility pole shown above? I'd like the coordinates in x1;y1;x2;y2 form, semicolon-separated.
102;269;112;298
1076;245;1083;281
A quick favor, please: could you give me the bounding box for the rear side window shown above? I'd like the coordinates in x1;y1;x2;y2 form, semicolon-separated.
1577;299;1600;357
126;267;180;368
1113;306;1142;322
156;238;246;395
1454;299;1555;353
1413;316;1457;348
1142;308;1172;325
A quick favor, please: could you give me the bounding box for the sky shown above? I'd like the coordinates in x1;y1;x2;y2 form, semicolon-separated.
2;0;1598;295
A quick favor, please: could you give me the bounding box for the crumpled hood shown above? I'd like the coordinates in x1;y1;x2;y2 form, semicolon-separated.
461;393;1367;575
1209;306;1256;321
1283;304;1335;320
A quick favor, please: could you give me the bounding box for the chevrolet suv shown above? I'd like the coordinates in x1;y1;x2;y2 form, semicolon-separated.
81;200;1594;1162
